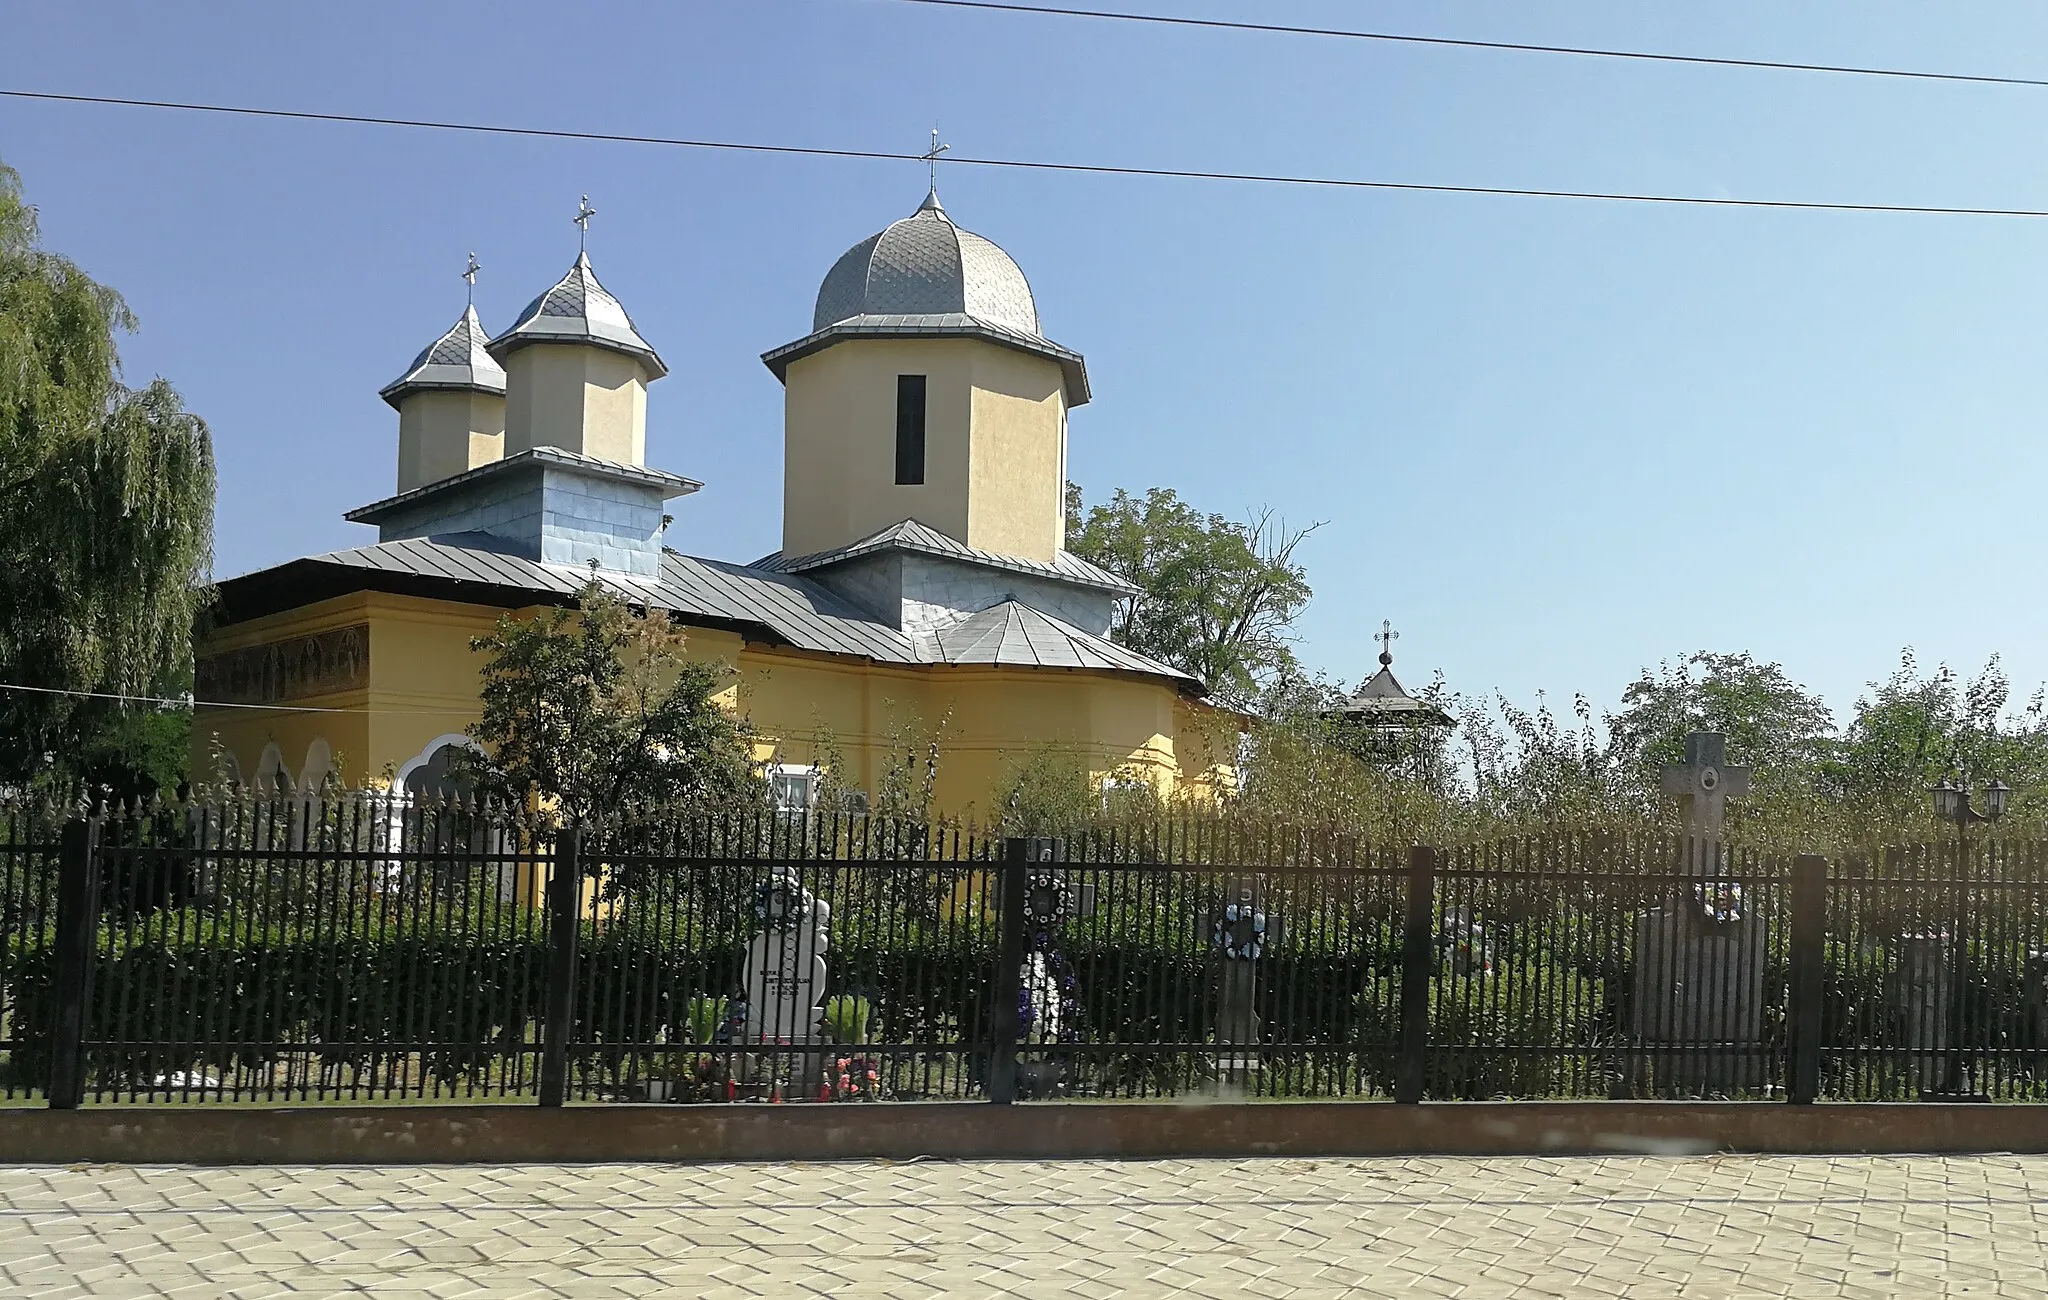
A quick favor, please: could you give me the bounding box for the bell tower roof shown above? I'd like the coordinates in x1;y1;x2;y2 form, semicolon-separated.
487;252;667;379
380;305;505;409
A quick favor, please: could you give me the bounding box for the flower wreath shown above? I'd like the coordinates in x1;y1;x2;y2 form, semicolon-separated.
1023;872;1070;929
1211;902;1267;961
752;877;810;930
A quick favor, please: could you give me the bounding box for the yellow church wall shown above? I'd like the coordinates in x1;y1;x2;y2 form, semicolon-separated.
729;642;1202;820
781;340;974;558
965;347;1066;562
503;344;648;466
395;390;506;493
192;593;376;790
196;591;1216;818
780;338;1067;563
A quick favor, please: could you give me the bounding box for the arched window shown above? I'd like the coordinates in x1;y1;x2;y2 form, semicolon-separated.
387;735;498;888
255;743;295;795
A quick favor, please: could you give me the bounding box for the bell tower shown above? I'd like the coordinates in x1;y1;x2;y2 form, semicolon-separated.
380;255;506;494
761;185;1089;563
488;198;666;467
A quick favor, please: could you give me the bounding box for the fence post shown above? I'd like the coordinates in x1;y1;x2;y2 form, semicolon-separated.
1395;844;1436;1105
987;837;1032;1104
538;826;581;1108
1787;853;1827;1105
48;816;102;1110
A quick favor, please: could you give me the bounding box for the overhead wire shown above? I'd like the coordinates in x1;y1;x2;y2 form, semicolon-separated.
4;88;2048;218
0;680;475;717
879;0;2048;90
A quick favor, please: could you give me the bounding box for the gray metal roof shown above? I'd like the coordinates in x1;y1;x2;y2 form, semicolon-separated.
488;252;667;378
257;535;1196;689
1333;663;1453;726
925;601;1195;683
379;305;506;407
764;192;1091;405
814;190;1039;335
343;447;701;526
753;518;1140;596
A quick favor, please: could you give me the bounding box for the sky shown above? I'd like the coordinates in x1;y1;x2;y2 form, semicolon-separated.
5;0;2048;730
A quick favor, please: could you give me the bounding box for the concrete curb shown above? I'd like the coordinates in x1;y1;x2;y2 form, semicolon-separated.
7;1101;2048;1165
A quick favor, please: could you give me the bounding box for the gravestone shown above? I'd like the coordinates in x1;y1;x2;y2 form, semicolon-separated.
1014;858;1089;1098
741;870;832;1094
1890;933;1952;1094
1630;732;1769;1096
1211;879;1280;1082
1440;905;1493;976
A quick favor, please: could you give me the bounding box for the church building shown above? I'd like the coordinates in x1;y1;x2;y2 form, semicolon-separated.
195;186;1233;815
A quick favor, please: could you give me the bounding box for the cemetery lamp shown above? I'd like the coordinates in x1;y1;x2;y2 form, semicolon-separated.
1922;772;2012;1102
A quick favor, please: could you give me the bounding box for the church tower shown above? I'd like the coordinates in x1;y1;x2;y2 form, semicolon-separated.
762;185;1090;563
488;201;666;467
380;281;506;494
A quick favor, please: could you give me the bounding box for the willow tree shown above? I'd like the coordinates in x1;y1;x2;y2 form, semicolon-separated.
0;161;215;791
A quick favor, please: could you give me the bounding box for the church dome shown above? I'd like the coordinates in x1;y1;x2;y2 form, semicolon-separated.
487;252;667;379
812;191;1041;336
380;305;506;409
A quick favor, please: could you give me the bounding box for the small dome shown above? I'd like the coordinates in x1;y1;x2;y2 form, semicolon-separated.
380;305;506;408
812;190;1041;336
487;252;667;378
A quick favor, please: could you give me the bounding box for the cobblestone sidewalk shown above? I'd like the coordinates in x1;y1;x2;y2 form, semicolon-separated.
2;1154;2043;1298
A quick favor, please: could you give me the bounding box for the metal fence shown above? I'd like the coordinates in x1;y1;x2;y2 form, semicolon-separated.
5;796;2048;1106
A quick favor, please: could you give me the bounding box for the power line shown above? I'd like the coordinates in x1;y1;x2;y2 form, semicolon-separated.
881;0;2048;90
5;87;2048;219
0;680;474;718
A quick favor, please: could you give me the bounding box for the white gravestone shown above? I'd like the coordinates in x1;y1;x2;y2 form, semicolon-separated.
742;872;831;1047
1630;732;1768;1096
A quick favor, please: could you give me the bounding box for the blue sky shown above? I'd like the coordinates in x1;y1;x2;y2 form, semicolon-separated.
6;1;2047;727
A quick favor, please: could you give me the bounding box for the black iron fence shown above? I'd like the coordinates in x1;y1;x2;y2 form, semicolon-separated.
6;796;2048;1105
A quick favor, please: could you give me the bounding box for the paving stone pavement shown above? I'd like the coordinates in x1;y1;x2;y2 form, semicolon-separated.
2;1154;2045;1298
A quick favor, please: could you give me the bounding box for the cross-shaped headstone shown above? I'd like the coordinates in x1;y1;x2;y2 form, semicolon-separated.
1659;732;1751;841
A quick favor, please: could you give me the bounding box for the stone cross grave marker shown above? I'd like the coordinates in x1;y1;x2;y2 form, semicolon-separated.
1211;877;1280;1081
1631;731;1768;1096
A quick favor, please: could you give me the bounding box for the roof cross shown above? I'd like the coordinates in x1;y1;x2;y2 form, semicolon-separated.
462;252;480;304
573;195;596;251
921;127;950;194
1376;619;1399;667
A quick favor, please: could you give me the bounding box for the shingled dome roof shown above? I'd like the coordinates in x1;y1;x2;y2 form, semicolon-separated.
380;305;505;408
764;189;1090;404
812;190;1041;335
487;252;666;378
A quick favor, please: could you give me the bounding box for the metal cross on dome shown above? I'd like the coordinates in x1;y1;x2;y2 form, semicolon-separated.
573;195;596;250
462;252;480;304
1376;620;1399;666
921;127;950;192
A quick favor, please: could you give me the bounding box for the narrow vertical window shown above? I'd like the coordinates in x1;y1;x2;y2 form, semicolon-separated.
895;374;927;485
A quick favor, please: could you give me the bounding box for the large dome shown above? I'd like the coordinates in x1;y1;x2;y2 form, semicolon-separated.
811;191;1041;336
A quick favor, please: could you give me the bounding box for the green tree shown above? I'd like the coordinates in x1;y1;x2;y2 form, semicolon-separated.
1605;652;1836;799
0;160;214;791
1837;650;2048;825
460;577;763;830
1065;483;1319;708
